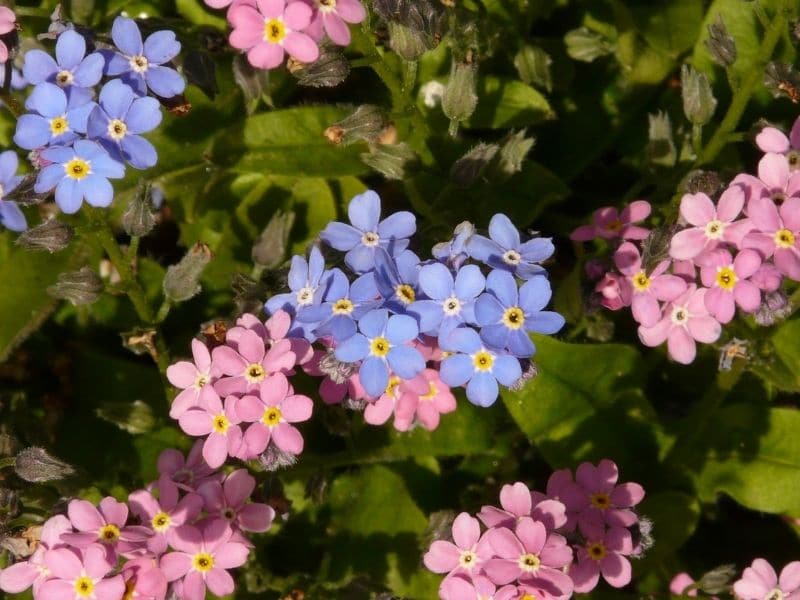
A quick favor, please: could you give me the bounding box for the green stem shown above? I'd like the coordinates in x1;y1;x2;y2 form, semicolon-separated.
402;60;418;96
691;123;703;157
126;236;140;263
695;1;790;166
155;299;172;324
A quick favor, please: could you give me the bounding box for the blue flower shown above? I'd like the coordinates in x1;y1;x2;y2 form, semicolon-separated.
296;269;379;341
34;140;125;214
465;213;554;279
474;269;564;357
0;64;27;91
374;249;421;313
103;17;185;98
439;328;522;407
23;30;104;105
320;190;416;273
87;80;162;169
334;309;425;398
0;151;26;232
265;245;327;317
432;220;475;269
409;262;485;338
13;82;95;150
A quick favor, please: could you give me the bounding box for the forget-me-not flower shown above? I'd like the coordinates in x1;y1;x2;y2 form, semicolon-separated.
466;213;554;279
0;151;26;232
266;245;328;316
373;248;421;314
409;262;485;338
13;82;95;150
432;220;475;269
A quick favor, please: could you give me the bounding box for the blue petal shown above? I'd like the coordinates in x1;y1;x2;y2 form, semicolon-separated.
322;269;349;301
378;210;416;240
387;346;425;380
516;263;548;280
328;314;357;341
519;276;552;313
308;245;325;285
486;269;519;307
335;333;370;363
87;105;110;140
359;356;389;399
99;79;135;119
104;51;132;77
488;213;520;250
418;262;454;300
67;101;97;134
120;135;157;169
407;300;442;334
120;72;147;96
0;201;27;232
480;323;510;351
395;250;420;284
41;145;75;164
125;97;162;134
507;330;535;358
26;82;67;118
454;264;485;300
466;372;499;407
0;151;18;184
350;272;379;302
493;355;523;386
474;293;504;326
13;114;51;150
144;30;181;64
345;244;376;273
439;354;473;387
54;178;82;214
56;30;87;70
22;50;58;85
296;303;329;323
348;189;380;231
359;309;388;339
386;314;418;344
287;255;309;291
441;327;481;353
112;17;144;56
519;237;555;263
72;53;105;88
145;66;185;98
265;293;295;315
321;221;361;251
465;234;501;262
35;164;66;193
80;175;114;207
526;311;565;335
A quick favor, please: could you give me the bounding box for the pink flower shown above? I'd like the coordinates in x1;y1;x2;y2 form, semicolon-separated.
0;515;71;595
39;545;125;600
698;249;762;322
423;512;493;577
226;310;313;366
236;372;313;456
212;329;296;396
178;389;243;469
594;272;629;311
614;242;687;326
363;373;401;426
569;521;634;592
62;498;150;558
0;7;16;64
229;0;320;70
302;347;367;405
167;339;220;419
157;442;219;491
742;195;800;280
570;201;651;242
483;517;573;591
121;556;168;600
558;459;644;535
128;480;204;555
393;368;457;432
196;469;276;533
751;263;783;292
304;0;366;46
756;117;800;159
160;520;250;600
478;481;567;532
669;187;751;261
204;0;235;8
670;572;699;597
733;559;800;600
734;153;800;206
496;581;569;600
638;285;721;364
440;574;497;600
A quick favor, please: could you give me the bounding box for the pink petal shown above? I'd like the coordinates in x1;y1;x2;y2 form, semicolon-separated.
638;315;671;348
775;248;800;279
364;395;394;425
256;0;285;18
667;327;696;364
244;422;270;455
452;512;481;549
620;200;651;223
179;410;213;436
483;558;521;585
284;0;312;28
651;274;687;301
477;506;513;528
283;32;319;63
718;185;746;222
238;503;275;533
631;293;660;327
687;314;721;344
487;527;524;559
44;548;82;579
706;286;735;323
748;195;782;232
751;559;779;588
539;534;572;567
609;482;644;507
423;540;460;573
41;515;73;547
229;16;265;50
94;576;125;600
680;193;715;226
734;249;763;278
68;499;104;532
203;434;229;469
780;197;800;231
183;570;206;600
742;231;777;258
167;361;198;388
224;469;255;508
670;228;708;260
214;542;250;569
780;562;800;594
670;573;696;596
238;330;266;364
532;499;567;530
235;395;265;422
99;497;128;527
734;280;761;313
604;526;633;553
570;225;597;241
600;553;632;587
570;559;600;593
170;388;200;419
157;448;184;475
499;482;532;517
791;117;800;150
757;127;791;153
0;562;38;593
248;42;286;69
323;13;351;45
621;224;651;240
440;575;479;600
191;339;212;372
282;394;313;422
37;579;74;600
734;577;771;600
206;568;235;597
613;242;641;275
211;345;247;377
759;153;790;190
336;0;367;23
272;423;304;454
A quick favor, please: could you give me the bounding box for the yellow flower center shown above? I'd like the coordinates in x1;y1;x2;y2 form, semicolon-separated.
775;228;796;249
332;298;354;315
65;158;91;181
395;284;416;304
192;552;215;573
123;578;136;600
385;375;401;397
631;271;651;292
705;219;725;240
521;595;538;600
264;18;286;43
245;363;266;383
458;549;477;568
361;231;380;247
195;374;208;389
50;116;70;137
472;350;494;372
502;306;525;330
212;414;230;434
606;219;623;232
99;524;120;544
590;492;611;509
518;552;541;573
74;576;95;598
151;511;172;533
108;118;128;141
587;541;607;561
715;266;738;290
56;70;74;86
370;336;391;357
420;382;438;401
262;406;282;427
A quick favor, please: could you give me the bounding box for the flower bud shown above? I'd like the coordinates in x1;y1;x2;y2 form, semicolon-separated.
682;169;723;196
288;45;350;88
232;54;270;114
719;338;748;371
163;242;213;303
705;15;736;68
754;291;791;326
697;564;737;595
442;62;478;126
764;62;800;103
681;64;717;126
324;105;388;146
374;0;444;48
0;488;19;521
361;142;417;180
14;447;75;483
96;400;155;434
258;445;298;472
641;224;679;272
450;143;499;187
386;22;430;61
252;210;294;268
122;182;156;238
586;314;615;342
492;130;535;179
514;45;553;92
47;266;103;305
564;27;614;62
318;347;358;384
646;111;677;167
16;219;73;253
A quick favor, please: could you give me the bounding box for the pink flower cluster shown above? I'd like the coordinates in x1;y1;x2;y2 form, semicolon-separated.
671;558;800;599
0;7;15;64
423;459;646;599
0;443;274;600
573;119;800;364
202;0;366;70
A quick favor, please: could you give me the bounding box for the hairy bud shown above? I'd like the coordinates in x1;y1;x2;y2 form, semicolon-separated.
514;45;553;92
492;130;535;179
698;564;737;595
764;62;800;103
122;182;156;237
705;15;736;68
754;291;792;326
318;348;358;384
14;447;75;483
96;400;155;434
564;27;614;62
646;112;677;167
450;143;500;187
682;169;723;196
252;210;294;268
47;266;103;305
324;105;388;146
681;65;717;125
16;219;73;253
288;45;350;87
259;446;298;472
361;142;417;180
163;243;213;303
442;62;478;127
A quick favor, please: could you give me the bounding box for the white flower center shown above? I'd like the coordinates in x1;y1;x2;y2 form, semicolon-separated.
502;249;521;265
316;0;337;12
56;70;74;86
458;549;478;569
764;589;784;600
704;219;726;240
442;296;462;316
107;118;128;141
671;305;689;325
296;286;315;306
361;231;380;247
130;55;149;73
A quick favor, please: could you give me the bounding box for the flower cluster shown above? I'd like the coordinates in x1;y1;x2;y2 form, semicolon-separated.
423;459;647;599
0;442;273;600
203;0;366;70
670;558;800;599
573;117;800;363
10;16;182;215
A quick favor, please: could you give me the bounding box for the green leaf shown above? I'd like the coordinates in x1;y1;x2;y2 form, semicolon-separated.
637;491;700;564
694;405;800;514
754;317;800;392
174;0;227;28
467;77;555;129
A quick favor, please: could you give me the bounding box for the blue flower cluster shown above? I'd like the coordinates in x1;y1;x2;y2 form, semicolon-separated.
9;18;183;217
265;190;565;407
